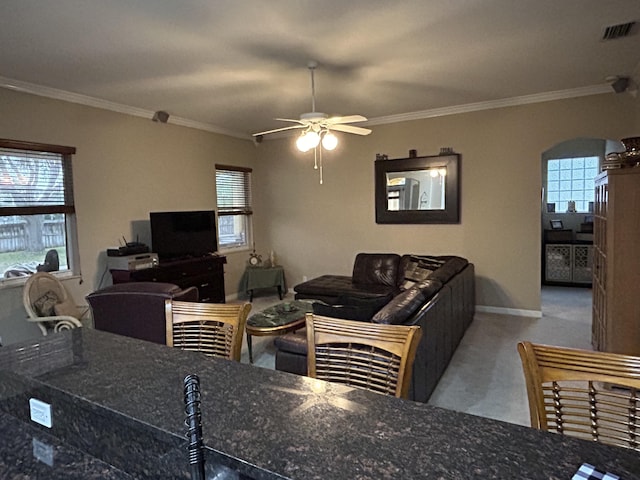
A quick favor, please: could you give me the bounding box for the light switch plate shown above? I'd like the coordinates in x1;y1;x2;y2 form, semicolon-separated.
32;438;54;466
29;398;52;428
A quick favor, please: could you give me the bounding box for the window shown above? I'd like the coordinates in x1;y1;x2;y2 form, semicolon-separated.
0;139;78;280
215;164;252;250
545;156;599;213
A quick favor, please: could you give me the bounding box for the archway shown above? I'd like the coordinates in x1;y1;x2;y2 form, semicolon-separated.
539;136;623;321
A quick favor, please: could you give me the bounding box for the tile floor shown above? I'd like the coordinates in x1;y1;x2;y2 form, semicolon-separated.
236;286;593;426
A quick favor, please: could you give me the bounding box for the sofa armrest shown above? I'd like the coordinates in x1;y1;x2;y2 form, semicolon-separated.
172;285;199;302
87;282;199;344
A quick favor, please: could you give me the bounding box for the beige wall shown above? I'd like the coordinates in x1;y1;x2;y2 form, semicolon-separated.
253;93;635;314
0;87;636;345
0;88;256;344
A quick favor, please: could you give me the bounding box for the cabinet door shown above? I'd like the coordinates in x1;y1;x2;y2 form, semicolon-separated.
545;244;572;282
176;273;225;303
572;245;593;284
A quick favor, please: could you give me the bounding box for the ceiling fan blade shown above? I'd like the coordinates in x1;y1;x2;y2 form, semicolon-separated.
253;125;305;136
329;124;372;136
274;117;306;125
326;114;368;124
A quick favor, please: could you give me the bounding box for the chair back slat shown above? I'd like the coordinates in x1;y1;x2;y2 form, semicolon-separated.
166;300;251;361
518;341;640;451
307;314;421;398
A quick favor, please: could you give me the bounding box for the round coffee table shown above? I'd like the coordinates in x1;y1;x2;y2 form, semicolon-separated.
245;299;316;363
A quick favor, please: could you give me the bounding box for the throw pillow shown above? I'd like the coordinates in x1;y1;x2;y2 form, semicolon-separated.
400;255;447;290
371;287;426;325
415;279;443;299
54;297;81;319
33;290;59;317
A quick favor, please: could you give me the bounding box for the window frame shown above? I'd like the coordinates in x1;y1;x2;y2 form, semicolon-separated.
215;164;253;252
0;138;79;284
544;156;599;214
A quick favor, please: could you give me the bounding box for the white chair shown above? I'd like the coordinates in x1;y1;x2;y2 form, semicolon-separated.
23;272;83;336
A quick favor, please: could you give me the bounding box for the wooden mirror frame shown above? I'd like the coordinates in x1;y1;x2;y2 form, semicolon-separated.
375;153;460;224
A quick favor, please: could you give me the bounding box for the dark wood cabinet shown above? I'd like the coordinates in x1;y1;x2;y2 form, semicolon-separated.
111;255;226;303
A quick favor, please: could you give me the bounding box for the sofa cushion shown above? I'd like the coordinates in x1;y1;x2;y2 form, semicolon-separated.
274;331;308;355
294;274;397;302
371;286;427;325
312;294;391;322
352;253;401;286
54;297;81;319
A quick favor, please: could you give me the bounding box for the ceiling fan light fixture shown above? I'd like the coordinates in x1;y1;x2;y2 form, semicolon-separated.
321;131;338;151
253;62;371;183
296;133;311;152
306;131;320;148
296;130;320;152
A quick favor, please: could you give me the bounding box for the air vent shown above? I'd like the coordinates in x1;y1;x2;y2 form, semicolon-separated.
602;21;636;40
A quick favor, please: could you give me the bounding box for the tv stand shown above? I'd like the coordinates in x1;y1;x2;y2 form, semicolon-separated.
111;255;226;303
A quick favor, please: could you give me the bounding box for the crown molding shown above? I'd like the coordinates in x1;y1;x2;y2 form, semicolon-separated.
364;84;613;126
0;76;248;139
1;75;613;138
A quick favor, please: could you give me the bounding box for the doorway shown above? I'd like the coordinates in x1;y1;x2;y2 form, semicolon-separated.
539;137;620;319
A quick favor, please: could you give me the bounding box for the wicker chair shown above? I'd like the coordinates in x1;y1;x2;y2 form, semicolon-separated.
165;300;251;361
306;314;422;398
23;272;83;336
517;341;640;451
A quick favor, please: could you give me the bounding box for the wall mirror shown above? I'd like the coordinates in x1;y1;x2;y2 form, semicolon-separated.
375;153;460;224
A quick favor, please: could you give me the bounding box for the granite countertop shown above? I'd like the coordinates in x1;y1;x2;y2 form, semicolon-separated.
1;328;638;479
0;410;132;479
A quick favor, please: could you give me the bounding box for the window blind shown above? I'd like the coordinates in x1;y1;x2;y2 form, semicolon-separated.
215;165;252;216
0;142;75;216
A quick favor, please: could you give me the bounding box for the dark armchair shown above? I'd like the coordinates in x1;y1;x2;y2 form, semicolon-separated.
86;282;199;344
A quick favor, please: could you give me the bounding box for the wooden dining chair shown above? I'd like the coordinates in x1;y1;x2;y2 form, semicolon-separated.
165;300;251;361
306;314;422;398
517;341;640;451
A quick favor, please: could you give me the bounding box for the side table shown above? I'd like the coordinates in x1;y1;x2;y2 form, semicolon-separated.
239;265;285;301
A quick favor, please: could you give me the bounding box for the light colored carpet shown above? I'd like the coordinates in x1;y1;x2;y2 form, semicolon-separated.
235;286;593;426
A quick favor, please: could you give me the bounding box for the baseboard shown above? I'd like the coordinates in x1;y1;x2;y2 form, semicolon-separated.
225;293;240;302
475;305;542;318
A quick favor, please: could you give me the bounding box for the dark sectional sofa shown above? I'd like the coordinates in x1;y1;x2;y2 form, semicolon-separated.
274;253;475;403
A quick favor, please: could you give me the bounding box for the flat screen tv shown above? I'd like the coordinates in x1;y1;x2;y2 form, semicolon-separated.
150;210;218;261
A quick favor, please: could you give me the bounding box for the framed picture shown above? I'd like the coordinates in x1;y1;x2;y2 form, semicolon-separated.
546;203;556;213
584;215;593;223
550;219;563;230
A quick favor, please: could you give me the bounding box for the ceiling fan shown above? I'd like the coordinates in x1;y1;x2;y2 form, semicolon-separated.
253;61;371;151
